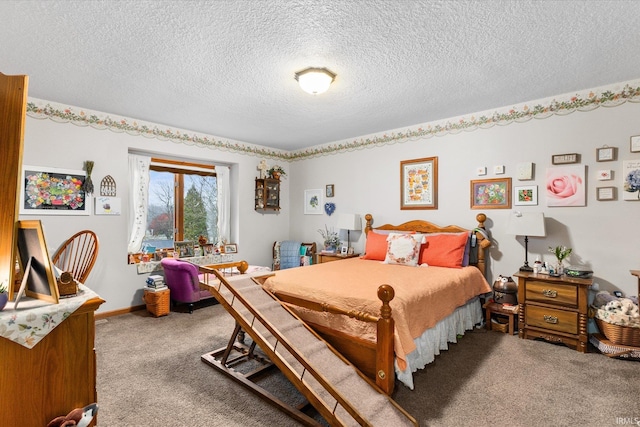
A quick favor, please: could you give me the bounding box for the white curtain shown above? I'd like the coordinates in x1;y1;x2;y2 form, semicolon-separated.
127;154;151;253
216;165;230;246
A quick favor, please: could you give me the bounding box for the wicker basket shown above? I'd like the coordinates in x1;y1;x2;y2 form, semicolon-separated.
490;316;510;333
595;318;640;347
143;289;170;317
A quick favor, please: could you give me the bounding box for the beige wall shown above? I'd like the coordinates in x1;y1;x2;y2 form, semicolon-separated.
20;84;640;314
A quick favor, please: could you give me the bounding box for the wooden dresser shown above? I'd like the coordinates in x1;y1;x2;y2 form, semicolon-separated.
514;271;592;353
0;297;104;427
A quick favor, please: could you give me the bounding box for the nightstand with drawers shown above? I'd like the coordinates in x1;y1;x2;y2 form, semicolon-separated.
514;271;593;353
316;253;360;264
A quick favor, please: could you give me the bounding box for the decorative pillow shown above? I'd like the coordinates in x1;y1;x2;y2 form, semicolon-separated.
383;233;425;266
362;231;389;261
419;232;469;268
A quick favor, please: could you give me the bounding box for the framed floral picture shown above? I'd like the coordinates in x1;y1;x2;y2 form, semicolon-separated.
20;165;90;215
470;178;511;209
304;189;323;214
546;165;586;207
622;160;640;201
514;185;538;206
400;157;438;210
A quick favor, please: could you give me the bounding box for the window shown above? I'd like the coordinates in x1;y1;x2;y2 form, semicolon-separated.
142;158;217;251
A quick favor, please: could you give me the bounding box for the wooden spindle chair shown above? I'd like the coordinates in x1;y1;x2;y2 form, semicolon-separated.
52;230;99;284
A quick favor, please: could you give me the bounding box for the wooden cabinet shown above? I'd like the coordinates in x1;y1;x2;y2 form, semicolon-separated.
0;297;105;427
316;253;360;264
0;72;28;297
255;178;280;211
514;271;592;353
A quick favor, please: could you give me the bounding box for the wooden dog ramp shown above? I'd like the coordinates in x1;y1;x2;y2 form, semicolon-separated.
199;268;417;427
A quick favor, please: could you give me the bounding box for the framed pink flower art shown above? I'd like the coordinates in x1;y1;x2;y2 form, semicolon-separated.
546;165;586;207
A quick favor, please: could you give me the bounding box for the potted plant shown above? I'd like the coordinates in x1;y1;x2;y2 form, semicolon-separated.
268;165;286;180
549;245;572;275
0;280;8;311
318;225;341;253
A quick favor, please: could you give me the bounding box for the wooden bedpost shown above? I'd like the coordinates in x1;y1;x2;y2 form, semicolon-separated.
474;213;491;277
376;284;395;395
364;213;373;236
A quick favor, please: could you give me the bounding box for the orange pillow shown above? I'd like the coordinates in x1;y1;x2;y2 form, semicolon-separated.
418;232;468;268
362;231;389;261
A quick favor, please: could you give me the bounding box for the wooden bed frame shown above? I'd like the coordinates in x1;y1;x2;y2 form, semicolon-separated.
255;213;491;395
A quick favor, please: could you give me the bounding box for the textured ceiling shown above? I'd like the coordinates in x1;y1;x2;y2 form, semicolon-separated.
2;0;640;151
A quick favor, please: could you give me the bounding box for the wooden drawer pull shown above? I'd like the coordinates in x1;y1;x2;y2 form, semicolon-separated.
542;289;557;298
543;315;558;324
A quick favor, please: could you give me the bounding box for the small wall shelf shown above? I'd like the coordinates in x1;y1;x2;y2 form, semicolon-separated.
255;178;280;211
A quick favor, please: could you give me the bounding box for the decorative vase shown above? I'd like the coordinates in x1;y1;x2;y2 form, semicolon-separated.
556;261;565;276
0;292;8;311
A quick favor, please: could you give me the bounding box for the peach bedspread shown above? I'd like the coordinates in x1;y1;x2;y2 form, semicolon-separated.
262;257;491;370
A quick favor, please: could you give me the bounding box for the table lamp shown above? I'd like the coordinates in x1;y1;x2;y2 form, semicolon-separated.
506;211;546;272
337;213;361;250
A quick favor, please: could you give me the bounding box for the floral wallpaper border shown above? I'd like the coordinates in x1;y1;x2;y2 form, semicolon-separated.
26;79;640;162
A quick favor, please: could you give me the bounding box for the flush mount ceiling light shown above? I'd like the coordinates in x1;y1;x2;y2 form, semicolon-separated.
294;67;336;95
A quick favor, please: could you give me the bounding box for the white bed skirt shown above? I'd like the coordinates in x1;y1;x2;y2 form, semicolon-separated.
395;297;483;390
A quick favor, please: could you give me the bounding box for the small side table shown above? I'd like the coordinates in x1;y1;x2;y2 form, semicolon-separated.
483;301;519;335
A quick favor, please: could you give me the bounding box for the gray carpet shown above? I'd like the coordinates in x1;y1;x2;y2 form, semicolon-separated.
96;302;640;426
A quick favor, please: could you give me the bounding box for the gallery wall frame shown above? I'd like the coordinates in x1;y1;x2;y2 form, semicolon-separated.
596;186;616;201
551;153;580;165
596;146;617;162
400;156;438;210
622;160;640;201
326;184;334;198
470;177;512;209
20;165;90;215
15;220;59;304
514;185;538;206
631;135;640;153
304;189;323;215
546;165;586;207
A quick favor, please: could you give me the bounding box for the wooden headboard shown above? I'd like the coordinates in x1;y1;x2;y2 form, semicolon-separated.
363;213;491;278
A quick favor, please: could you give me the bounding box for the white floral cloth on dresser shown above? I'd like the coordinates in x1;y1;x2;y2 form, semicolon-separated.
0;284;100;349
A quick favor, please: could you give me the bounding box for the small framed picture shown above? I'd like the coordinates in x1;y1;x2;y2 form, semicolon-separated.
347;247;354;255
304;189;323;215
202;243;215;255
514;185;538;206
551;153;580;165
224;244;238;254
631;135;640;153
596;186;616;201
340;246;348;255
174;241;194;258
326;184;334;198
596;146;617;162
597;170;612;181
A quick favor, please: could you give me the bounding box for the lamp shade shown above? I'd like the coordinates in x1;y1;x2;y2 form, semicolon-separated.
506;211;546;237
295;67;336;95
337;213;361;231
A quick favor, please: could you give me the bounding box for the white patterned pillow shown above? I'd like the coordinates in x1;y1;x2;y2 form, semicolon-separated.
383;233;425;266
